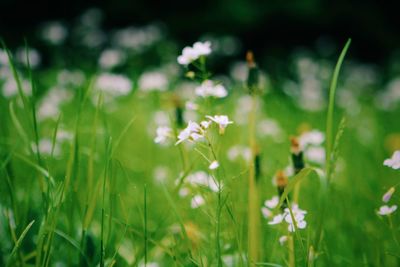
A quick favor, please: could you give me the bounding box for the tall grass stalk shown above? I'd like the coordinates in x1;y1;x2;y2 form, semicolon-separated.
248;94;261;264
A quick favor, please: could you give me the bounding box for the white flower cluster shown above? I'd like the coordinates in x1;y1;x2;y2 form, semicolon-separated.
384;150;400;170
95;73;132;96
195;79;227;98
262;196;307;232
299;130;325;165
177;41;211;65
175;115;233;145
177;171;223;209
138;71;169;92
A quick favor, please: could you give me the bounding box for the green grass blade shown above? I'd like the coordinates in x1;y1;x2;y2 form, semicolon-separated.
6;220;35;267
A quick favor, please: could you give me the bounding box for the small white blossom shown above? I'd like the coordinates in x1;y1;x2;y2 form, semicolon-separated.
209;160;219;170
384;151;400;170
195;80;228;98
41;21;68;45
264;196;279;209
377;205;397;216
138;71;168;92
299;130;325;149
304;146;326;165
177;41;211;65
279;235;288;246
191;194;205;209
98;49;126;69
206;115;233;134
268;214;284;225
154;126;172;145
176;121;205;145
16;47;41;68
185;101;198;110
95;73;132;96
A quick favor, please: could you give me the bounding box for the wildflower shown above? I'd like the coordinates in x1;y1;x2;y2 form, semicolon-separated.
195;80;228;98
383;150;400;170
138;71;168;92
268;214;284;225
98;49;126;69
177;41;211;65
154;126;172;145
304;146;326;165
95;73;132;96
377;205;397;216
279;235;288;246
209;160;219;170
264;196;279;209
382;187;395;203
206;115;233;134
41;21;68;45
175;121;205;145
16;47;41;68
261;207;272;218
191;194;205;209
185;101;198;111
299;130;325;149
227;145;252;162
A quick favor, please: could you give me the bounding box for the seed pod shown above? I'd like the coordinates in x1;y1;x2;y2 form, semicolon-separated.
290;137;305;174
172;95;184;128
254;146;262;182
246;51;259;94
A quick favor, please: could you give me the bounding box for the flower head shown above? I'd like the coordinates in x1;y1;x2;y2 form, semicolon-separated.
206;115;233;135
154;126;172;145
177;41;212;65
384;151;400;170
195;80;227;98
209;160;219;170
175;121;205;145
377;205;397;216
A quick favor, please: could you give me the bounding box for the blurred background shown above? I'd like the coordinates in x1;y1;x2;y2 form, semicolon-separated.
1;0;400;65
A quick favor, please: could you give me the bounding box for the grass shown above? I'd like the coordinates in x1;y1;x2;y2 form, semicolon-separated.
0;34;400;267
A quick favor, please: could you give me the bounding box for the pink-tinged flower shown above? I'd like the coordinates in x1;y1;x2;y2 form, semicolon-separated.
382;187;395;203
384;151;400;170
377;205;397;216
175;121;205;145
195;80;228;98
279;235;288;246
154;126;172;145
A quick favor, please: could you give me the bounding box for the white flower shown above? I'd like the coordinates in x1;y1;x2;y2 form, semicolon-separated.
209;160;219;170
227;145;252;162
377;205;397;216
95;73;132;96
37;87;72;121
2;78;32;98
138;71;168;92
264;196;279;209
206;115;233;135
98;49;126;69
261;207;272;218
384;151;400;170
299;130;325;149
175;121;205;145
154;126;172;145
304;146;326;165
177;41;211;65
195;80;228;98
185;101;198;110
279;235;288;246
268;214;284;225
191;194;205;209
16;47;41;68
41;21;68;45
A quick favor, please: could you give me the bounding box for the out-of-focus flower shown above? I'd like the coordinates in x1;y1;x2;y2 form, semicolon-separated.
154;126;173;145
279;235;288;246
264;196;279;209
384;150;400;170
195;80;227;98
227;145;252;162
377;205;397;216
304;146;326;165
209;160;219;170
16;47;41;68
138;71;168;92
98;49;126;69
2;78;32;98
95;73;132;96
37;87;72;121
206;115;233;134
299;130;325;149
177;41;211;65
57;69;85;87
191;194;205;209
41;21;68;45
264;202;308;232
382;187;395;203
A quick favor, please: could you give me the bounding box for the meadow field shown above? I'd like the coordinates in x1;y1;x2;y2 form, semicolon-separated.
1;10;400;267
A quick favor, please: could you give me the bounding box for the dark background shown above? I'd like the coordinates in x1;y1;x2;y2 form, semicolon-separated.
1;0;400;65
